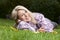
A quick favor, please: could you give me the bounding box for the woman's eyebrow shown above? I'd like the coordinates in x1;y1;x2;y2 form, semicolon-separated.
20;13;25;16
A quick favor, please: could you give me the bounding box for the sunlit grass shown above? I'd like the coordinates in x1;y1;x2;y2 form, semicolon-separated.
0;19;60;40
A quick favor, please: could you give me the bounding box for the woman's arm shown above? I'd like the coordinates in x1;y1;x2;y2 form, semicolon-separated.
35;13;46;32
36;13;54;32
17;21;37;32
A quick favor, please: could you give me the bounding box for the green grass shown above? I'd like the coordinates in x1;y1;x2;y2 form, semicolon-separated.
0;19;60;40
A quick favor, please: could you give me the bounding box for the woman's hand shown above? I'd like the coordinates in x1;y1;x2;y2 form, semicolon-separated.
16;19;21;24
17;19;21;23
38;27;45;32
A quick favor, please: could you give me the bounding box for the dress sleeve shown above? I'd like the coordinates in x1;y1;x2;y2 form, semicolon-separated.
35;13;47;27
17;21;29;29
17;21;36;32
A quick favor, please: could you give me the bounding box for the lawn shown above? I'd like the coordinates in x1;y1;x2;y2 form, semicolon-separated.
0;18;60;40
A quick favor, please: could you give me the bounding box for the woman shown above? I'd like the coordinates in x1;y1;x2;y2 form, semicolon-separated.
11;5;38;33
11;5;56;32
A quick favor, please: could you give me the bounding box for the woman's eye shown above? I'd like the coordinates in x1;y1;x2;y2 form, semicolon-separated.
22;14;25;16
21;15;24;16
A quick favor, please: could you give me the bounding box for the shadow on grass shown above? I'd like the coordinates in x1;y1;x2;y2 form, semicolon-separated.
54;25;60;29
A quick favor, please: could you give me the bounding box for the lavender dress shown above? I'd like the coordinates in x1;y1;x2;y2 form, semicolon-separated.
17;13;55;32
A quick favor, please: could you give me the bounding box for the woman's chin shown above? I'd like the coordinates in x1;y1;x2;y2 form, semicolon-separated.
25;20;31;22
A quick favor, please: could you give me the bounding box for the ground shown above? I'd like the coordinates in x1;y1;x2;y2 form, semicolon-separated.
0;19;60;40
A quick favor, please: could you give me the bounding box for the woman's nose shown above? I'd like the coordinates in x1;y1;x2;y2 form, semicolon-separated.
25;14;28;17
25;15;28;17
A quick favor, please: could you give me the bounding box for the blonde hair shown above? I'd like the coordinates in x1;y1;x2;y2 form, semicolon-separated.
11;5;37;24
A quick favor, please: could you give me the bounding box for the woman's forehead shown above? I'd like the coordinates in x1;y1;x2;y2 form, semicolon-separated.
17;10;26;15
17;9;29;15
18;10;26;13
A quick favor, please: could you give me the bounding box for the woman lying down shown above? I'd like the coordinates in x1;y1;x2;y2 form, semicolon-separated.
11;5;58;33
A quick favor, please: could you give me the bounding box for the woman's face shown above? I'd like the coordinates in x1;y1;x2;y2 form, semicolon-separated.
17;10;31;22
